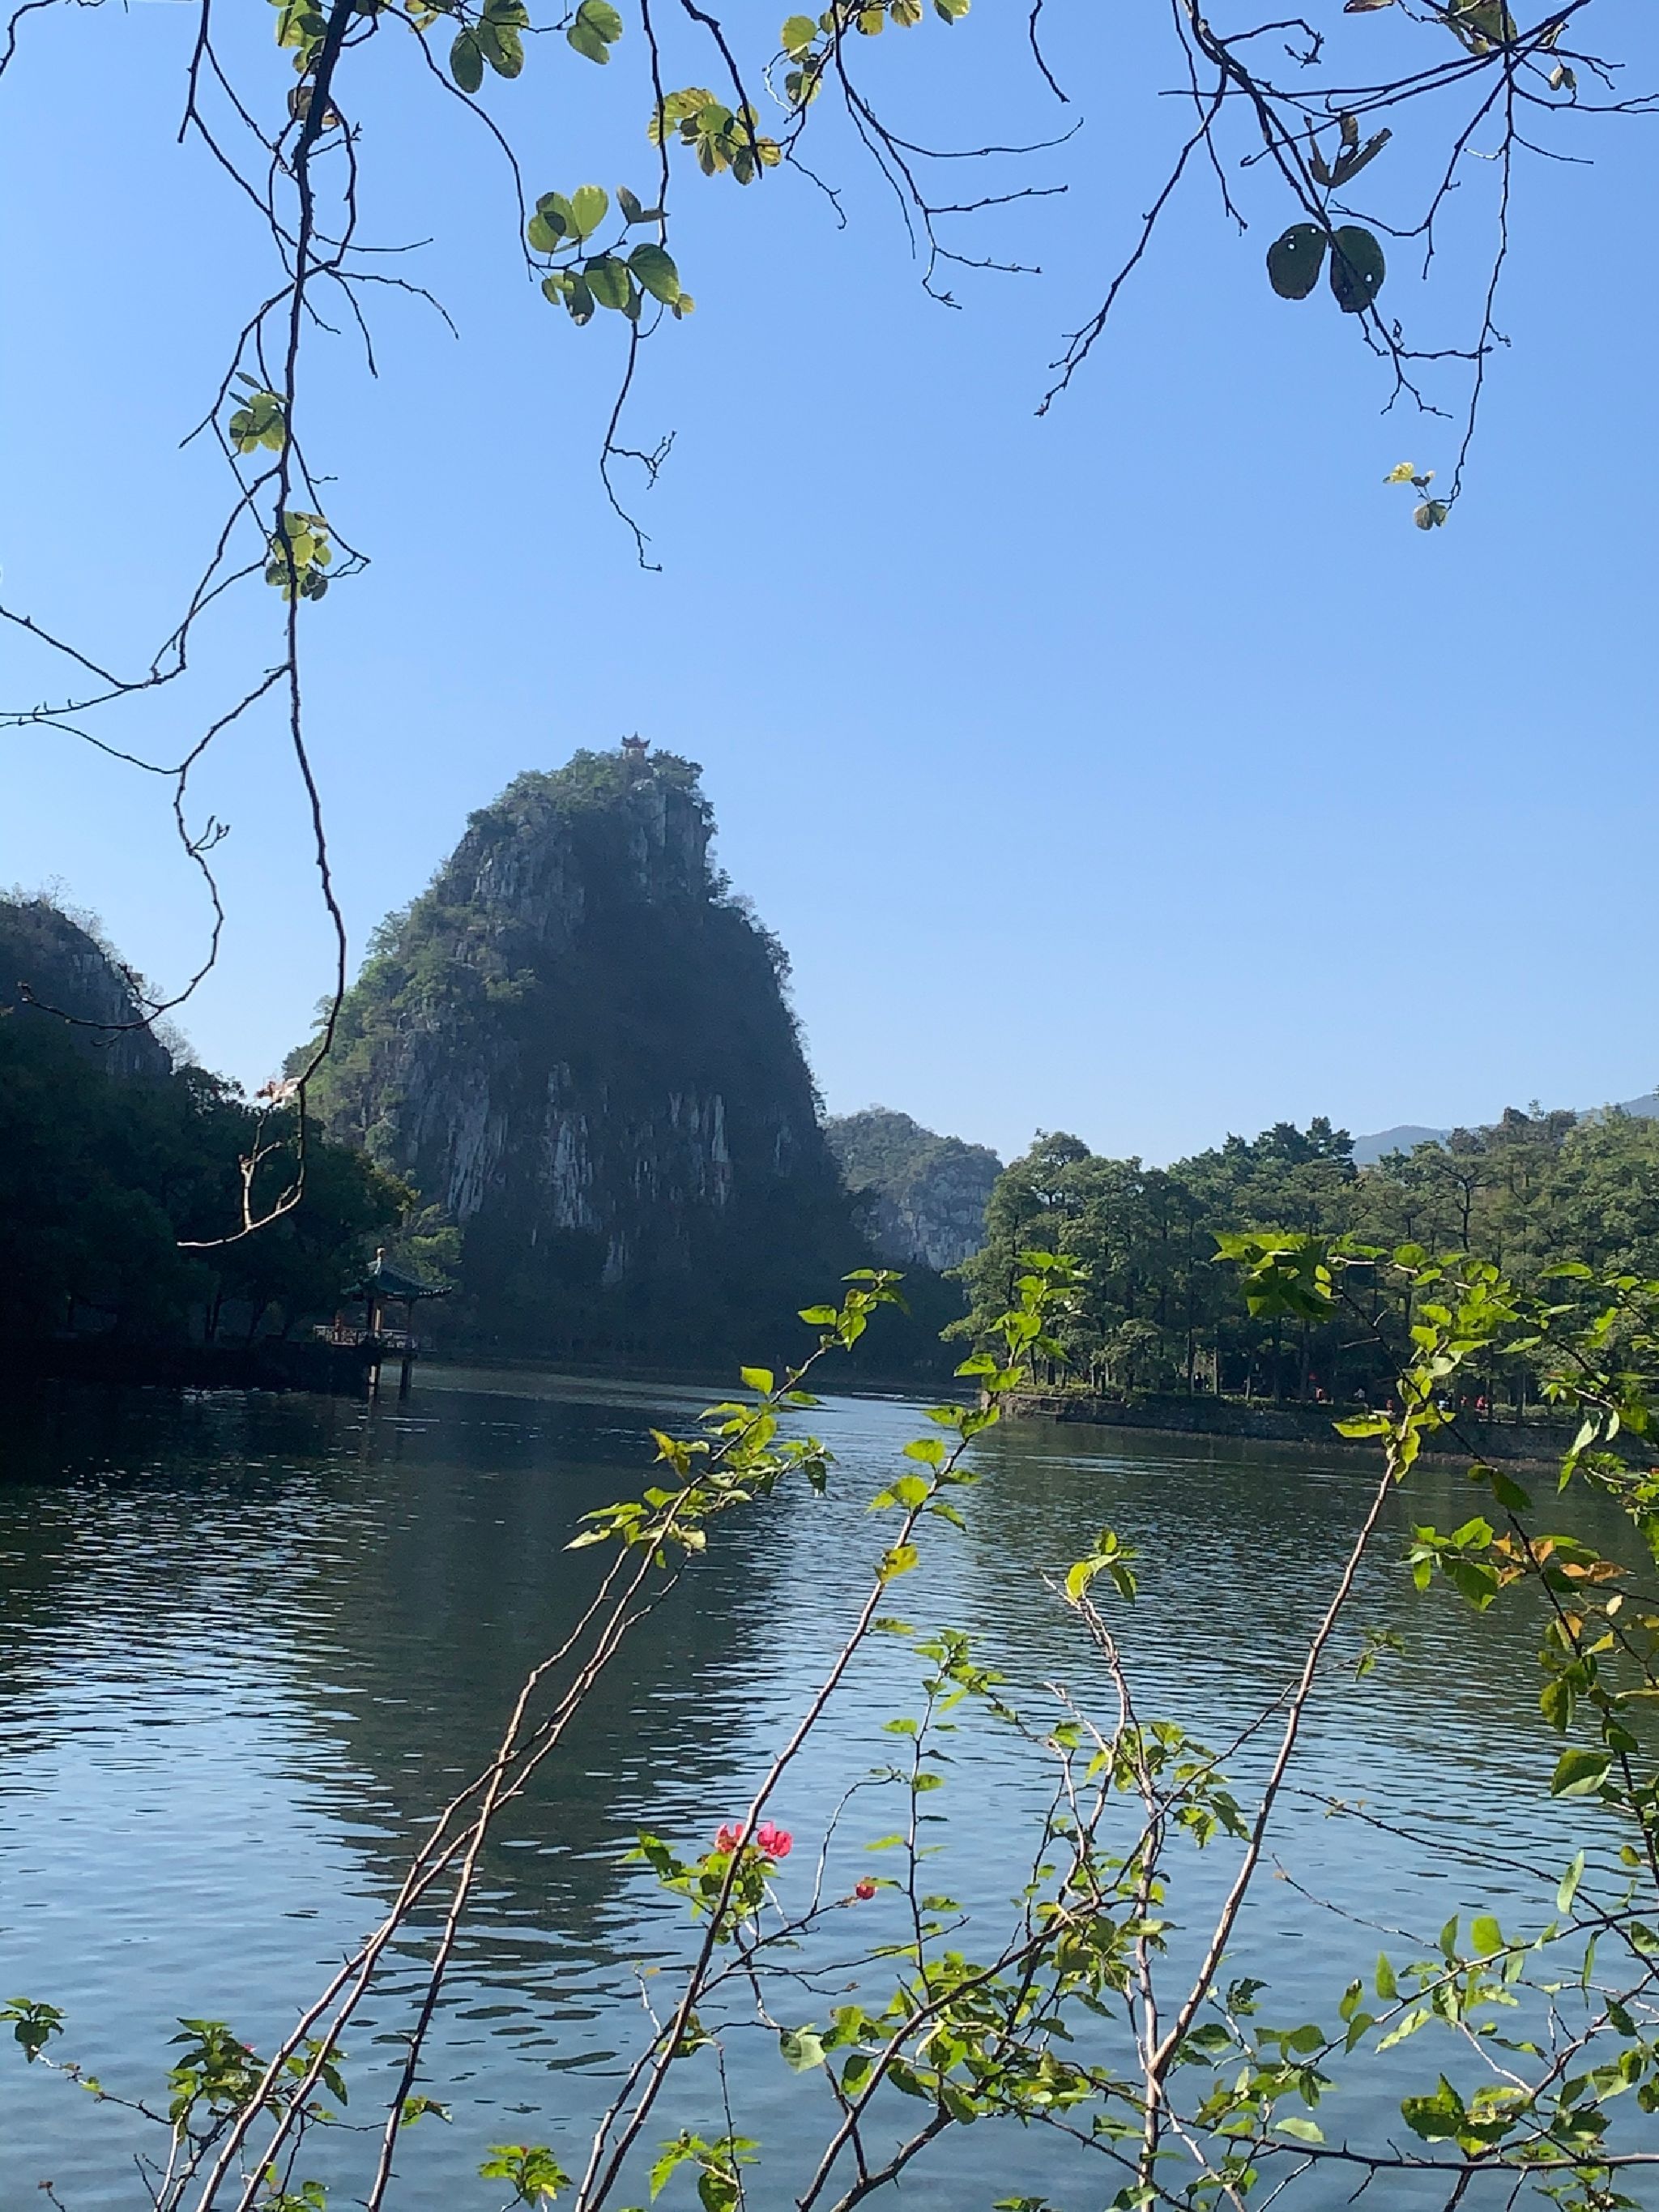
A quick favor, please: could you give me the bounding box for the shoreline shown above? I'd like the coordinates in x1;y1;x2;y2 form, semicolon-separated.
1003;1390;1578;1470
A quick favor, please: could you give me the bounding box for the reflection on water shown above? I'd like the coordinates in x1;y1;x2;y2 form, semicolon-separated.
0;1372;1644;2209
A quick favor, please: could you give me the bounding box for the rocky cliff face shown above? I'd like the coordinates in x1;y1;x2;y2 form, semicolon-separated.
0;897;172;1080
308;748;862;1360
825;1108;1002;1272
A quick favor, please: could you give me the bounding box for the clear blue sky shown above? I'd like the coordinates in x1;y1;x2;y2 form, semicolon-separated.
2;3;1654;1164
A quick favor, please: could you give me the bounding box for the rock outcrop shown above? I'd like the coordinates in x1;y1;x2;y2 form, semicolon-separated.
825;1107;1002;1272
306;746;863;1361
0;896;172;1079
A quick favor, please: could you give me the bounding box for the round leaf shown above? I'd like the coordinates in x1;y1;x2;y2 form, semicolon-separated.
480;21;523;76
566;0;621;60
628;242;680;304
569;184;609;240
1328;224;1386;314
584;254;633;311
449;27;484;91
1266;224;1326;301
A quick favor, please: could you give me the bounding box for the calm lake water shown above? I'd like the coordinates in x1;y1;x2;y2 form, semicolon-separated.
0;1370;1644;2210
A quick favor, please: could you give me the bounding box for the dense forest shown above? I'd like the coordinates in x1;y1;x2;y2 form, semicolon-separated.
1;898;407;1348
961;1111;1659;1410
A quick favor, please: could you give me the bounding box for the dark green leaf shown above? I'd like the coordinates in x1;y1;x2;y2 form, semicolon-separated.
449;28;484;91
629;242;681;303
1266;224;1327;301
1328;224;1386;313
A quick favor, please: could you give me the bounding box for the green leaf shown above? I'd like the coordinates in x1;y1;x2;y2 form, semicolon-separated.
449;28;484;91
1277;2116;1324;2142
477;15;524;76
479;2145;569;2205
567;0;622;60
569;184;609;239
629;243;681;303
1540;1674;1576;1732
1550;1746;1612;1798
872;1473;929;1511
740;1365;774;1395
1334;1413;1389;1437
880;1544;919;1582
649;2139;696;2200
3;1999;65;2064
1375;1952;1397;2001
1558;1850;1587;1915
1267;224;1327;301
584;256;633;311
1471;1914;1503;1957
778;2026;826;2071
1401;2077;1466;2142
1328;224;1386;313
781;13;817;54
1486;1468;1533;1511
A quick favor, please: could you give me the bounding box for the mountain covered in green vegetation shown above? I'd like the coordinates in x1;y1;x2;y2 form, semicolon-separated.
824;1107;1001;1271
304;746;870;1364
0;896;402;1347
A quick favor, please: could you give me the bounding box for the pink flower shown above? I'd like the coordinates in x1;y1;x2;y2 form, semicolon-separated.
854;1880;876;1902
756;1821;793;1860
714;1823;744;1855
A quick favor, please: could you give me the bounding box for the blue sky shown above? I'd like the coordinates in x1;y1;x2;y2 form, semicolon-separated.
2;2;1654;1164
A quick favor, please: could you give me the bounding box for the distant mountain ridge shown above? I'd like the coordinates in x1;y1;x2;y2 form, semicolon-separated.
1352;1091;1659;1166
